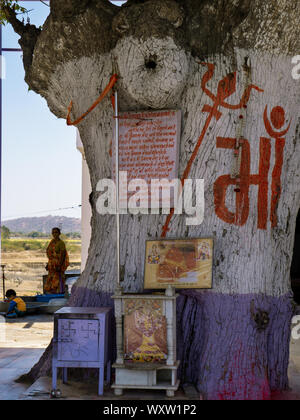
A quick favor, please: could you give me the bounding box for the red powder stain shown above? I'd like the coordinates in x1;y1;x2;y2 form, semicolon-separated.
217;344;271;400
218;376;270;401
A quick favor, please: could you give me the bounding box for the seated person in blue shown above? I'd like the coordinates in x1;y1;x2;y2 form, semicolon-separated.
5;290;26;318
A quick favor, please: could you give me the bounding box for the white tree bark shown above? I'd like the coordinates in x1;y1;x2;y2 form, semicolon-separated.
45;42;299;297
7;0;300;399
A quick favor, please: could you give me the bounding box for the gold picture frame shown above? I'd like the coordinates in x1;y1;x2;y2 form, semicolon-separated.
144;238;213;289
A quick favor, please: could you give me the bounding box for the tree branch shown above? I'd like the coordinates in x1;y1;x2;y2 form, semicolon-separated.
2;4;26;35
2;3;41;73
39;0;50;7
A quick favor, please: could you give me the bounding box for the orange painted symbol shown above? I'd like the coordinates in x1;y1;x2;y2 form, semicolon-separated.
201;63;264;120
161;63;263;237
213;105;290;230
214;137;271;229
264;106;290;137
264;106;290;228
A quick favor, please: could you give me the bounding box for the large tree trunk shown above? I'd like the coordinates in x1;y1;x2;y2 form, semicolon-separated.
6;0;300;400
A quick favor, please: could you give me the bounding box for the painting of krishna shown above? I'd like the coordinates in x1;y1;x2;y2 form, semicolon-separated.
124;299;167;363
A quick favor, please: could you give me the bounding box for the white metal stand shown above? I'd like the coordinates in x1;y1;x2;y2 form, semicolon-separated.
112;286;180;397
112;92;179;397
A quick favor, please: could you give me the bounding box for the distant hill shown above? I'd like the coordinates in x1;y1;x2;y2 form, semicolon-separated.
3;216;81;234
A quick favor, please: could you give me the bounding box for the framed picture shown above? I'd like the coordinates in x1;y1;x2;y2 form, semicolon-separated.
124;299;167;363
144;238;213;289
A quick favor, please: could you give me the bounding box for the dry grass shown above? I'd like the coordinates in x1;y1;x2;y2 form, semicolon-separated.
1;239;81;296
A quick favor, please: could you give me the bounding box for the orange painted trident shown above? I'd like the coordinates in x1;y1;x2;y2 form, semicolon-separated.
161;63;264;237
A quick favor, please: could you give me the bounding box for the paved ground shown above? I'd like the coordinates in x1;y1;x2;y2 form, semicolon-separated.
0;313;300;400
0;314;53;400
0;348;45;400
0;314;53;349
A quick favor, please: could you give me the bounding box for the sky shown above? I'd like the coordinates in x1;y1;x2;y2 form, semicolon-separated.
1;1;126;223
2;1;81;221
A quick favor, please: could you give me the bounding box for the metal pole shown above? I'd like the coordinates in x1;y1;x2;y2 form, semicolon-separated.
115;91;120;288
1;265;5;300
2;48;21;52
0;25;2;274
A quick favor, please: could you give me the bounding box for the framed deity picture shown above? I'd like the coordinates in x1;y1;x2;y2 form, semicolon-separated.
123;299;167;363
144;238;213;289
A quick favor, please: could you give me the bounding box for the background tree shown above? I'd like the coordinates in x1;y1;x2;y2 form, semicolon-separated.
1;225;10;239
28;231;40;238
0;0;25;24
2;0;300;400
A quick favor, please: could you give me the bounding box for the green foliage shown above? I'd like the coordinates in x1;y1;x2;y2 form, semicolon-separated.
2;225;10;239
28;231;43;238
1;236;81;254
1;230;81;239
1;238;46;251
0;0;27;25
66;232;81;239
65;242;81;254
60;233;68;242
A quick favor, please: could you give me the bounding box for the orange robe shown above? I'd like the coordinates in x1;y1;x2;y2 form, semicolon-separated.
45;239;69;294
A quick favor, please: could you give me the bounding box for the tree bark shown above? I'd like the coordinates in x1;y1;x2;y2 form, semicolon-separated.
6;0;300;400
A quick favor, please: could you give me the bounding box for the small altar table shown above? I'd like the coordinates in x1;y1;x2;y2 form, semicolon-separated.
112;286;179;397
52;307;112;396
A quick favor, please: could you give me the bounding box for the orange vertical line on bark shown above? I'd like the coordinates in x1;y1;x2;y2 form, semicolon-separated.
213;137;251;227
263;105;290;228
161;113;214;238
270;138;285;228
250;137;271;230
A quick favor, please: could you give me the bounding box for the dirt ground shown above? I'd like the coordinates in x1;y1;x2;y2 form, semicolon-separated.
1;249;81;296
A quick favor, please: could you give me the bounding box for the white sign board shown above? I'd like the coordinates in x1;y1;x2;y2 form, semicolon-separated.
112;110;181;210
